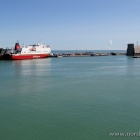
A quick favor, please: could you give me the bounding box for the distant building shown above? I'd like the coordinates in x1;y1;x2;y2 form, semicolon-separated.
127;44;140;56
134;46;140;55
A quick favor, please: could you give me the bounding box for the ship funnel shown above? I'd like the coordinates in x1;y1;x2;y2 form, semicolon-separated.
15;41;20;50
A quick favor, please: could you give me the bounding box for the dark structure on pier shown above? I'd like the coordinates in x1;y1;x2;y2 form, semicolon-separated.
0;48;2;54
127;44;140;56
127;44;134;56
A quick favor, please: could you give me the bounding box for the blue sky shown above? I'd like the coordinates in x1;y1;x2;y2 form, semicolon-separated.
0;0;140;50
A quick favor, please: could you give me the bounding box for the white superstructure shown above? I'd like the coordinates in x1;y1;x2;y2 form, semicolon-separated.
18;43;51;54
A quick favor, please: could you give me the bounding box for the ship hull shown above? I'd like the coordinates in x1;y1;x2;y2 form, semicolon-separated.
1;53;50;60
12;53;50;60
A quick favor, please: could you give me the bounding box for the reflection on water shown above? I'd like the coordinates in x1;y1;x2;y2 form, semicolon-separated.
12;58;51;76
9;58;52;95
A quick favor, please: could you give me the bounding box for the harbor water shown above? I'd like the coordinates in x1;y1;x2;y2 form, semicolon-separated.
0;52;140;140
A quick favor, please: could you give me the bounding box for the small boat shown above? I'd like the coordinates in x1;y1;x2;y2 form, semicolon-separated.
91;53;109;56
50;53;58;58
91;53;101;56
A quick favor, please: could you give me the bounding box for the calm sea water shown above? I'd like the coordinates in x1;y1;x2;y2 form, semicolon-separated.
0;51;140;140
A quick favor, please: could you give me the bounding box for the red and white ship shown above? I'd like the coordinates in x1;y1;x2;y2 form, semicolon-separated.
0;41;51;60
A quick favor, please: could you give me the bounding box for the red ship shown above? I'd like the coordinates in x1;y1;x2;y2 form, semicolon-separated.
0;41;51;60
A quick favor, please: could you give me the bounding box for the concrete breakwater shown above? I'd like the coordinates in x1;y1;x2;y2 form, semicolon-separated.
50;52;126;57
